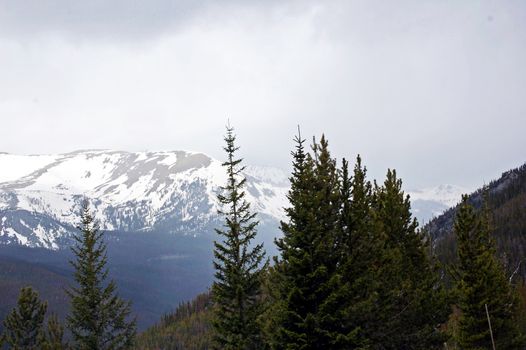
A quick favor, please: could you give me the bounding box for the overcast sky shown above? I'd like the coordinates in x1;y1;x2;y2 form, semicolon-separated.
0;0;525;189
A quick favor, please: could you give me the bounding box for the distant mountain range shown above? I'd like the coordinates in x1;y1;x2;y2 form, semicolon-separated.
0;150;289;249
407;184;469;225
0;149;490;331
1;149;522;333
0;150;467;250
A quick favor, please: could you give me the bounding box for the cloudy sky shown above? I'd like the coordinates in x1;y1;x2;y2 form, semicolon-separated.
0;0;525;189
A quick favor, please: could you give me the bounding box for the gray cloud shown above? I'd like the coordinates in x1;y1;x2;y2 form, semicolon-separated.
0;0;525;190
0;0;194;40
0;0;287;41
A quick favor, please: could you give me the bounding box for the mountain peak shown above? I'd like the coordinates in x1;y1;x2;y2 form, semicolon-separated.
0;150;288;249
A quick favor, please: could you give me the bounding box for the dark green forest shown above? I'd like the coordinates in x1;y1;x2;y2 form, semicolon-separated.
429;163;526;281
135;292;212;349
136;130;526;349
2;130;526;349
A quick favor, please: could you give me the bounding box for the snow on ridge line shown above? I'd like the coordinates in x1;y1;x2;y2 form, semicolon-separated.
0;150;290;245
0;149;471;249
0;150;288;186
0;153;62;183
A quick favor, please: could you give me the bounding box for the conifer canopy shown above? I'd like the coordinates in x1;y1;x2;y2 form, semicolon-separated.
67;201;137;350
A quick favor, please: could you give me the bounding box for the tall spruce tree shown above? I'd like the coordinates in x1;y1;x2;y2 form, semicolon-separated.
371;169;448;349
268;133;341;349
266;133;449;348
454;196;525;349
322;155;384;348
3;286;47;349
67;202;136;350
262;130;314;349
212;125;266;350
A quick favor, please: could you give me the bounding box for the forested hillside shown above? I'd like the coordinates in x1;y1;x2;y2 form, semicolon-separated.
0;233;215;331
0;255;70;334
135;292;212;350
136;160;526;349
2;131;524;348
428;163;526;336
428;163;526;279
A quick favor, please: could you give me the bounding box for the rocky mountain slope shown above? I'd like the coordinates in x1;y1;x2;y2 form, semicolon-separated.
0;150;289;249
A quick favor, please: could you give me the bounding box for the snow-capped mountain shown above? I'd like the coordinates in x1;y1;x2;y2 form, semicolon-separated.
0;150;289;249
408;184;470;225
0;149;468;249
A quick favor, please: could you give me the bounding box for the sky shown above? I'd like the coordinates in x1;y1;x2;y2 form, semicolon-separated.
0;0;525;189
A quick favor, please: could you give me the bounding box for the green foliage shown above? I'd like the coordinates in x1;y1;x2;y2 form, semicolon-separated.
430;163;526;282
260;133;314;349
135;292;212;350
264;134;341;349
212;126;267;350
429;163;526;338
42;313;68;350
453;196;525;349
2;286;47;349
66;202;137;349
0;255;71;336
264;133;448;349
322;156;385;348
134;135;526;349
370;169;448;349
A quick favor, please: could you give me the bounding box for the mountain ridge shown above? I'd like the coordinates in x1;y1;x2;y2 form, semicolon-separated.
0;149;466;250
0;150;288;249
427;162;526;279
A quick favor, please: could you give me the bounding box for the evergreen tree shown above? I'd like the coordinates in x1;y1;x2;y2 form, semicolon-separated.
265;133;449;348
454;196;524;349
212;125;267;350
67;202;136;350
371;169;448;349
344;156;375;268
267;131;316;349
323;155;383;348
42;313;68;350
267;133;341;349
3;286;47;349
261;131;313;349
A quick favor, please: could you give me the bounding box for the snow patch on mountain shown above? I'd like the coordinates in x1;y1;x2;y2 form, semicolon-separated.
0;149;470;248
0;150;289;249
408;184;470;224
408;184;469;208
0;153;61;183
